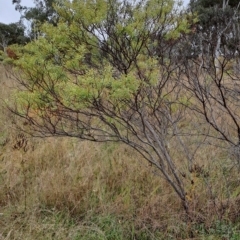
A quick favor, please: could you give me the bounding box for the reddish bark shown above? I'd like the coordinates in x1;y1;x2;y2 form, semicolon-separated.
6;47;18;60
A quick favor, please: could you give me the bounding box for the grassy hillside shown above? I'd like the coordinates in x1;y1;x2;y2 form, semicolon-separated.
1;64;240;239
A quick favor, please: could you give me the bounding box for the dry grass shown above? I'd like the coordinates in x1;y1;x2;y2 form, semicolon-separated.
1;64;240;239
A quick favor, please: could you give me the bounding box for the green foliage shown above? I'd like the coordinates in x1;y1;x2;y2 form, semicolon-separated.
10;0;190;114
13;0;58;24
189;0;239;27
12;0;60;40
190;0;239;9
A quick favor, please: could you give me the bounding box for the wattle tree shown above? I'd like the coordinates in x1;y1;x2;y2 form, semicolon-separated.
6;0;196;213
